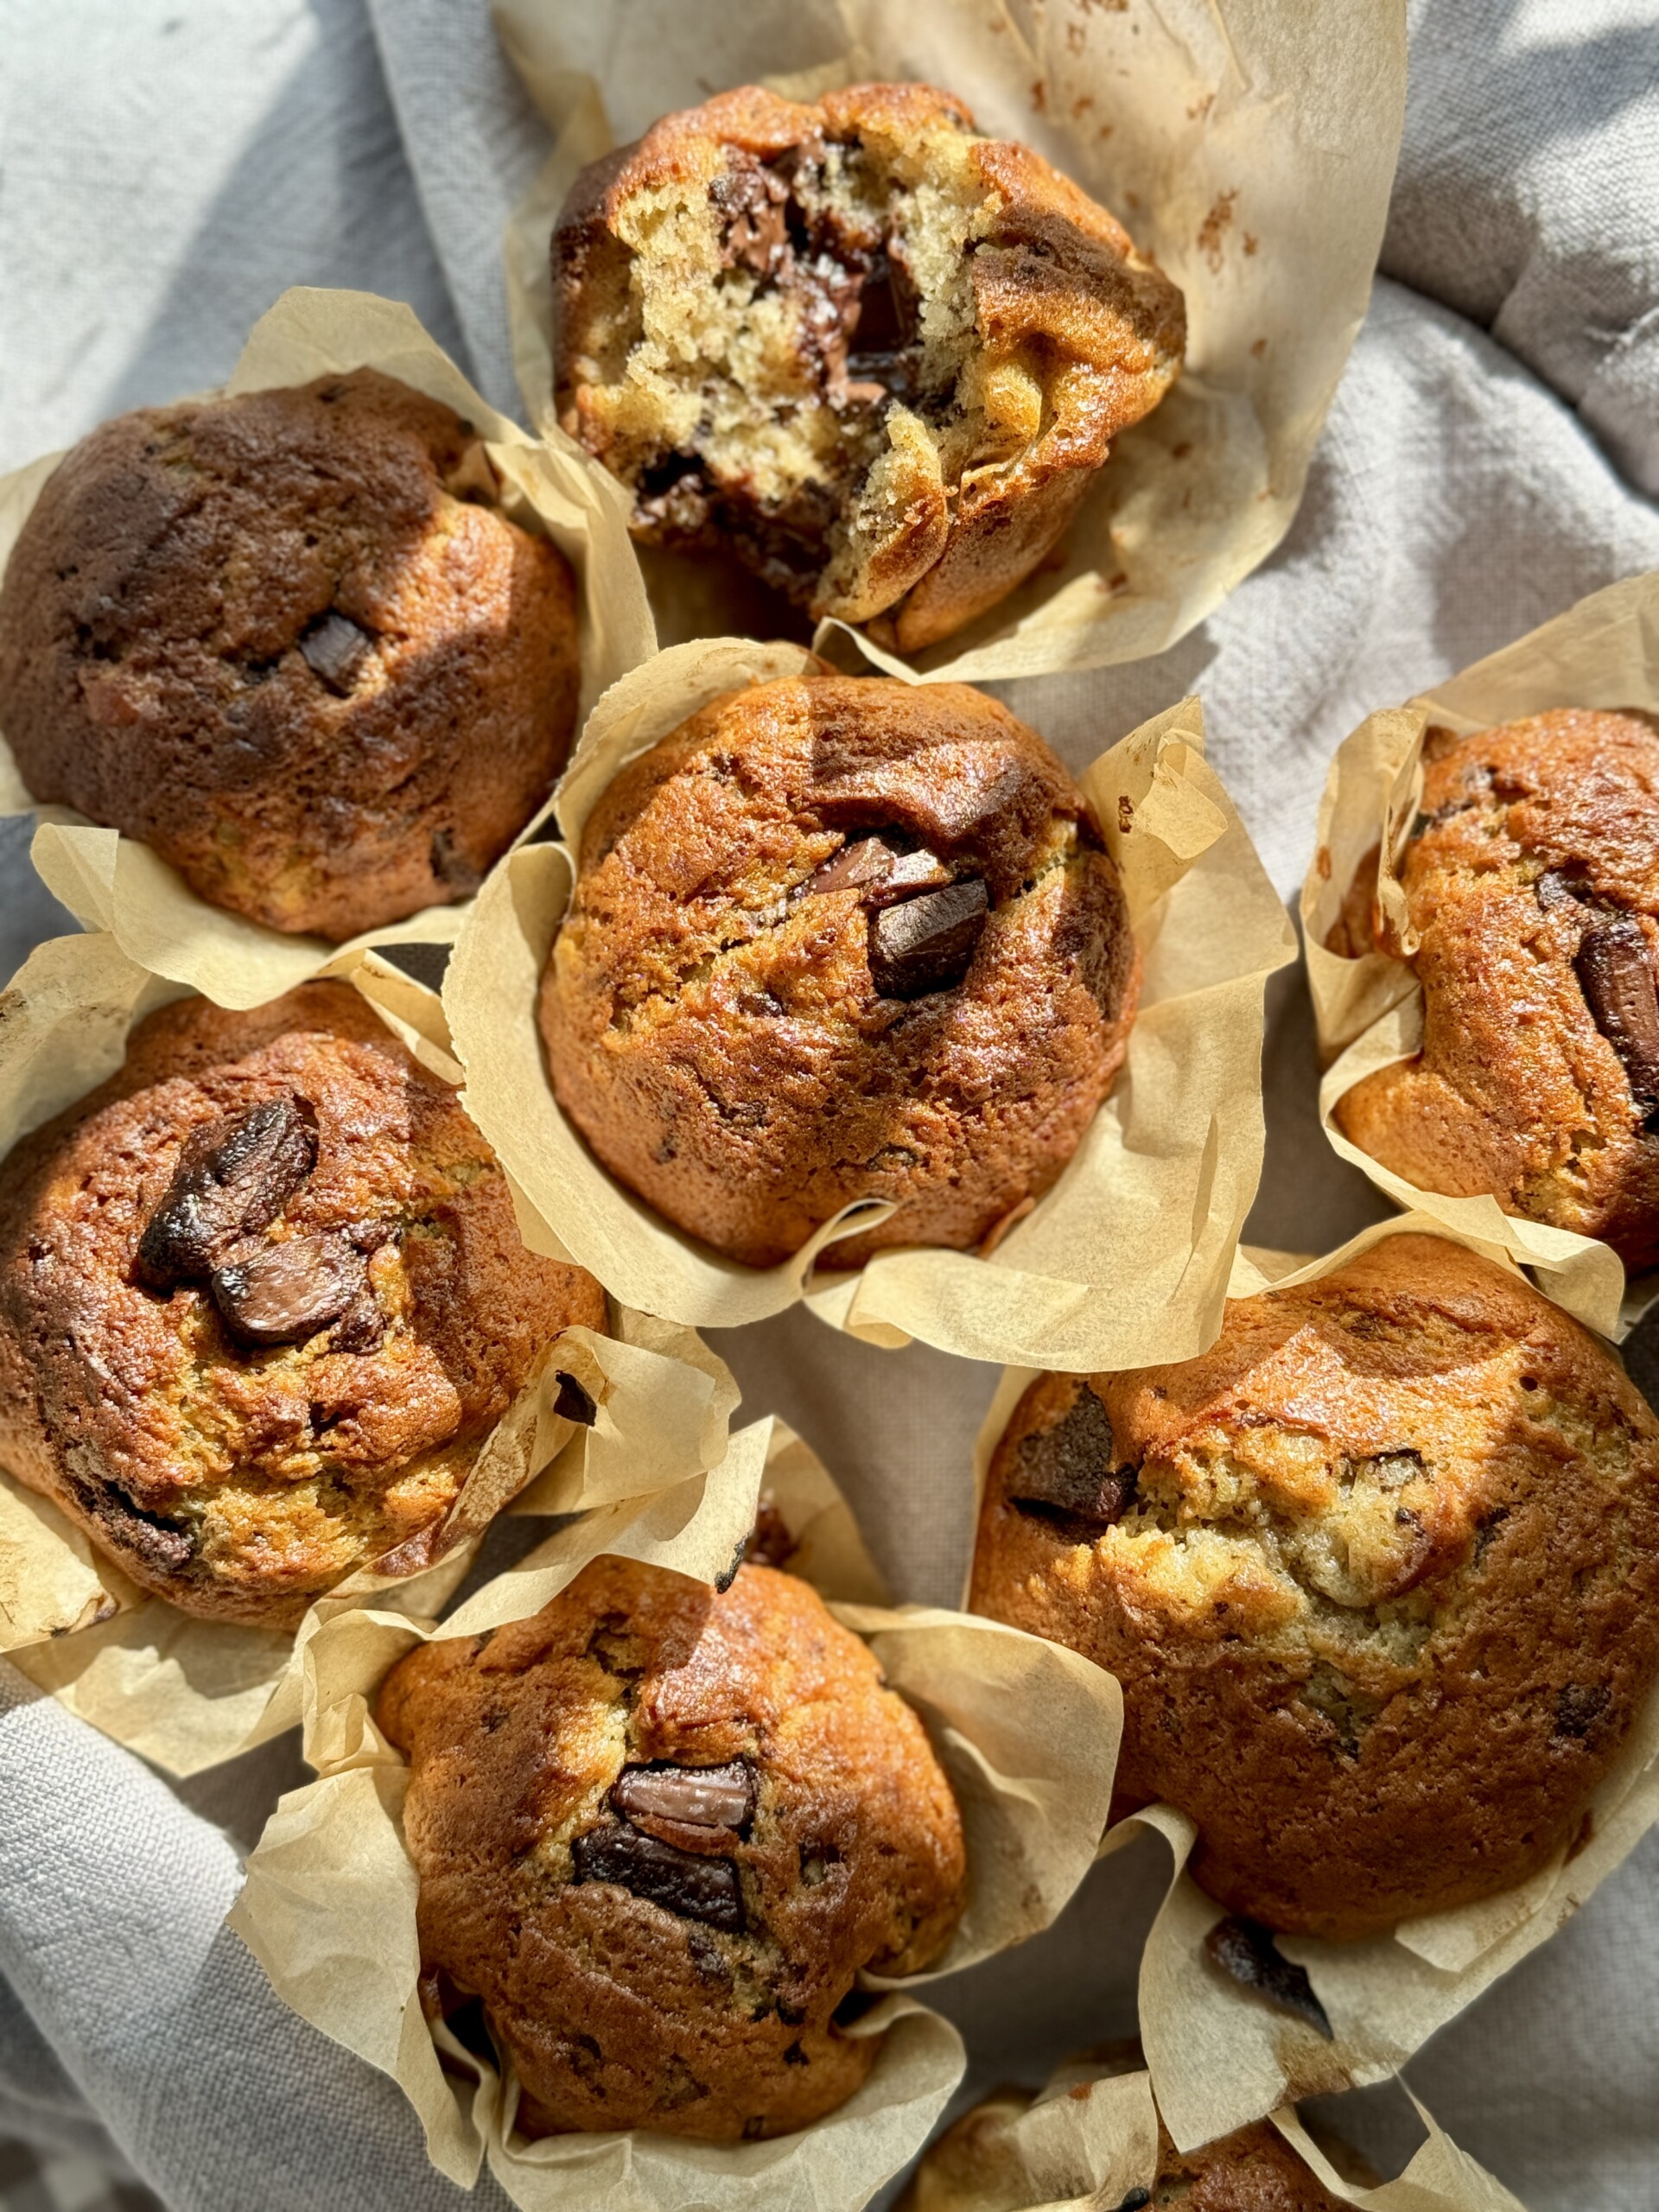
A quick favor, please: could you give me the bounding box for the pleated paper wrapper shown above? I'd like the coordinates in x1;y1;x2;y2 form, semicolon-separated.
967;1214;1659;2150
493;0;1405;682
443;637;1296;1369
898;2054;1523;2212
0;285;656;1013
1300;571;1659;1342
0;931;736;1777
229;1418;1125;2212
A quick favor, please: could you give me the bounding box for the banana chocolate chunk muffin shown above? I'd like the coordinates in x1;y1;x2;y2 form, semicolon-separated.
538;673;1139;1269
905;2054;1365;2212
969;1234;1659;1940
0;370;580;938
377;1556;967;2140
0;982;606;1625
1332;709;1659;1268
554;82;1185;652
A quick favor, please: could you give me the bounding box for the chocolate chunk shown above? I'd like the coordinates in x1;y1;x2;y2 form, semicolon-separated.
712;154;789;276
612;1761;754;1832
1554;1682;1611;1742
328;1284;387;1356
1576;916;1659;1114
137;1096;319;1288
1007;1386;1136;1529
1205;1916;1332;2039
632;448;713;532
868;879;989;999
571;1824;744;1933
807;835;953;904
299;610;374;696
209;1229;367;1347
553;1370;597;1426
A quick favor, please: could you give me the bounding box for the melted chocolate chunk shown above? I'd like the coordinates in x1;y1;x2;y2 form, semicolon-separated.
299;610;374;695
1576;916;1659;1116
1007;1386;1136;1528
712;154;790;276
612;1761;754;1832
328;1284;388;1356
553;1370;598;1426
571;1823;745;1932
209;1229;367;1347
808;835;953;904
1205;1916;1332;2039
868;878;988;999
1554;1682;1611;1742
137;1096;319;1288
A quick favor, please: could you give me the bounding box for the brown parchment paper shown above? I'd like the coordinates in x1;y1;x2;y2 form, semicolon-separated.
0;931;736;1777
444;639;1296;1366
899;2056;1523;2212
493;0;1406;682
230;1418;1124;2212
1300;570;1659;1341
0;285;657;1013
963;1211;1659;2151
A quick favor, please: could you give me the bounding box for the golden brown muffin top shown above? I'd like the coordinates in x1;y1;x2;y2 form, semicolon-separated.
540;673;1138;1268
378;1557;967;2141
555;82;1184;648
0;982;604;1625
970;1234;1659;1939
0;370;580;939
1332;709;1659;1267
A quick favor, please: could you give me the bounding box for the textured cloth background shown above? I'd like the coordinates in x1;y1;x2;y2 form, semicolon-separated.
0;2;1657;2205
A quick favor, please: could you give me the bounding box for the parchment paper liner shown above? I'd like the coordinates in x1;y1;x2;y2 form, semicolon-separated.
444;637;1295;1366
493;0;1405;682
899;2055;1522;2212
230;1416;1125;2212
968;1211;1659;2150
1300;570;1659;1341
0;285;657;1013
0;931;735;1777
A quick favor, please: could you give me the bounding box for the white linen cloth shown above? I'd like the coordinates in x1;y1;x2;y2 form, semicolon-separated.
1;1;1657;2204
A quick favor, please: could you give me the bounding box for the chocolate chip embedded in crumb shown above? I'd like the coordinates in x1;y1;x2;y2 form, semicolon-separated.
1007;1386;1135;1526
1205;1916;1333;2039
868;878;989;999
1575;917;1659;1115
299;610;374;696
807;835;953;905
553;1371;598;1426
612;1761;753;1832
136;1095;319;1288
209;1229;367;1347
571;1824;745;1932
1554;1682;1611;1742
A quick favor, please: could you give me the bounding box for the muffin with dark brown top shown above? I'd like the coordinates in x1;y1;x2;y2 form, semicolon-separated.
1330;709;1659;1268
905;2058;1365;2212
539;673;1138;1270
0;982;606;1625
0;370;580;938
554;82;1184;652
377;1556;967;2140
969;1234;1659;1940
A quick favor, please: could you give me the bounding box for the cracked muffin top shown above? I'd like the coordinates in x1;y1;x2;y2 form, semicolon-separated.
0;981;606;1626
1329;709;1659;1268
554;82;1184;652
969;1234;1659;1940
0;369;581;939
537;673;1139;1271
377;1556;967;2141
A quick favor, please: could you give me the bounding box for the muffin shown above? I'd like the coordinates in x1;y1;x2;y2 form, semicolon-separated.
905;2060;1363;2212
0;982;606;1625
969;1233;1659;1939
539;674;1139;1269
0;371;581;938
554;82;1185;651
377;1556;967;2140
1331;709;1659;1268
